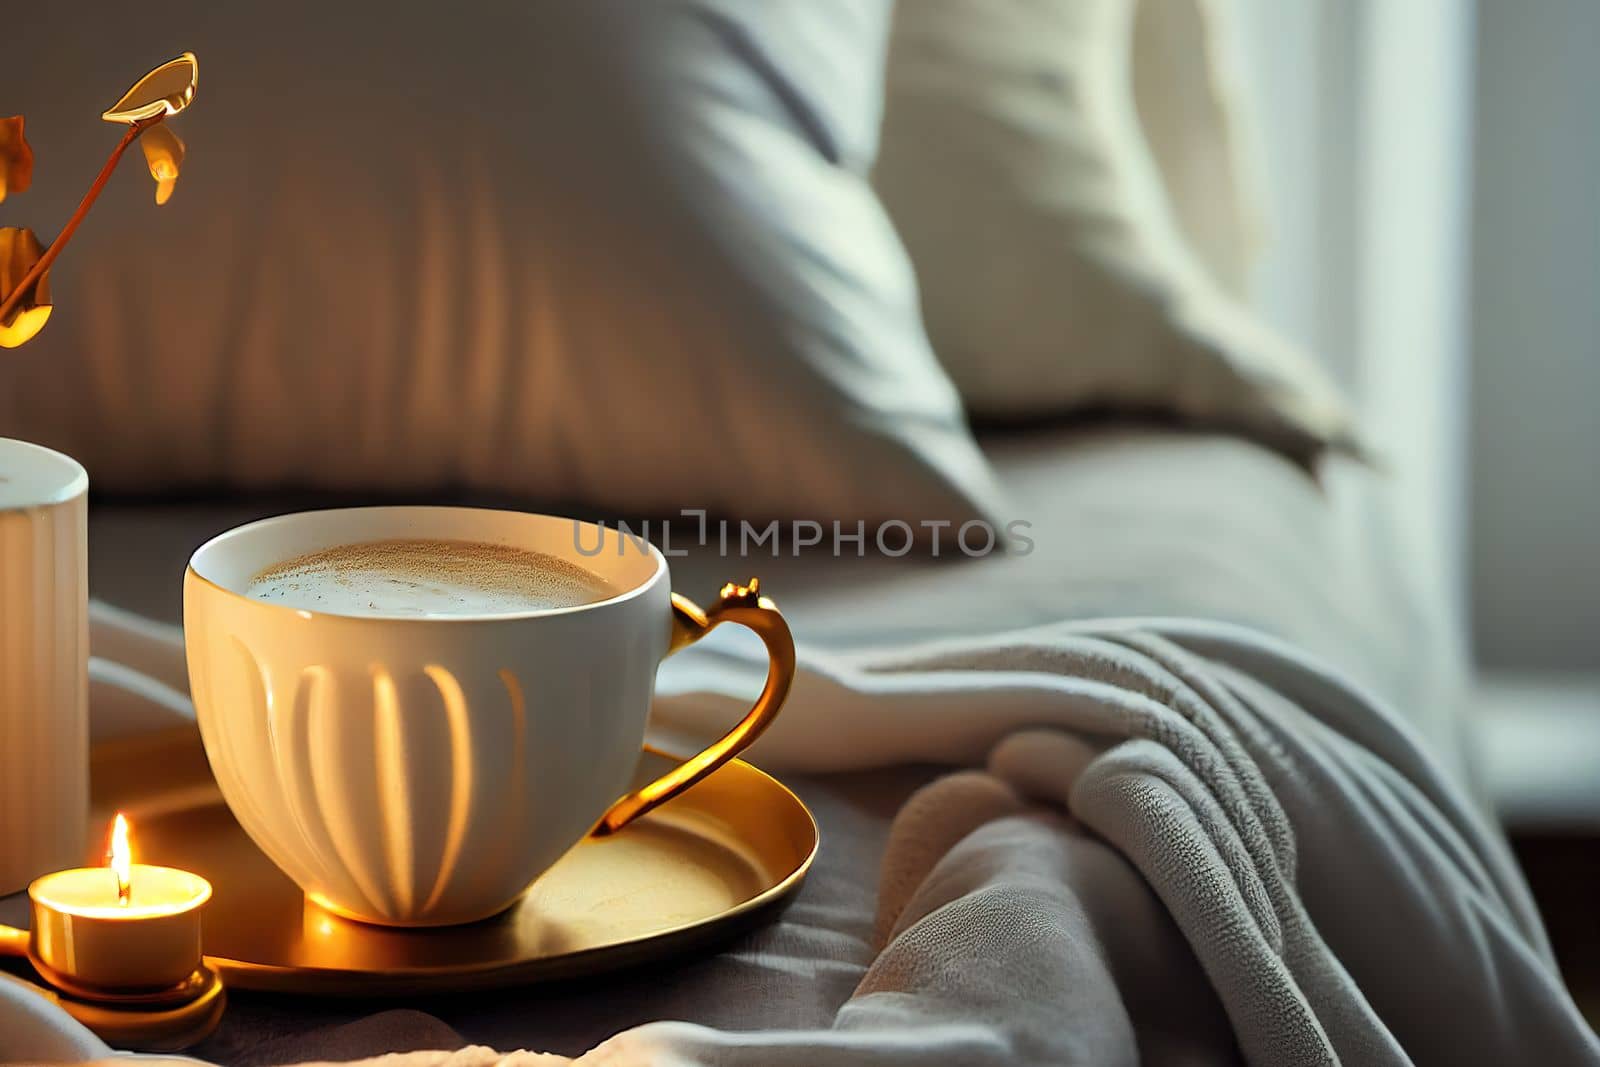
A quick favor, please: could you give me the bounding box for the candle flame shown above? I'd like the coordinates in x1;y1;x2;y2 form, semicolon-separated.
108;812;132;906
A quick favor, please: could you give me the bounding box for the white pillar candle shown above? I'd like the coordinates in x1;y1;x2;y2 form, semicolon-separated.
0;438;88;895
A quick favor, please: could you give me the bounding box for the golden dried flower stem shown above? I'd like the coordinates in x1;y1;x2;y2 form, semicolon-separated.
0;118;157;326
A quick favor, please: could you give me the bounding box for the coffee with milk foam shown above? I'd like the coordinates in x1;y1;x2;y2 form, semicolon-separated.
246;538;617;618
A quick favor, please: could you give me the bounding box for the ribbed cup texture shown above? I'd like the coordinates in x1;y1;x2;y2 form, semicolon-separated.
0;494;88;895
195;654;623;925
186;614;659;926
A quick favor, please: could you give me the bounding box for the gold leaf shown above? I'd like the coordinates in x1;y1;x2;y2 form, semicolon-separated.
0;226;53;348
141;123;186;205
0;116;34;204
102;52;199;124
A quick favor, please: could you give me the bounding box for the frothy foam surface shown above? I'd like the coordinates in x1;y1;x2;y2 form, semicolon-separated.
246;539;619;618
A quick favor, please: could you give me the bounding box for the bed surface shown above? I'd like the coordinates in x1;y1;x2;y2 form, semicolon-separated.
89;426;1464;756
77;427;1466;1059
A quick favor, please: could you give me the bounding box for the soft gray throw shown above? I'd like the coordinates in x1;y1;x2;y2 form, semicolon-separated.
629;619;1598;1065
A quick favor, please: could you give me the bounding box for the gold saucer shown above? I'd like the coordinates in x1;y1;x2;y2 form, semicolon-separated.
89;727;817;996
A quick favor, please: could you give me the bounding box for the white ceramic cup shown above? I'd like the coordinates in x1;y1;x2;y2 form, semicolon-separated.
184;506;794;927
0;439;89;897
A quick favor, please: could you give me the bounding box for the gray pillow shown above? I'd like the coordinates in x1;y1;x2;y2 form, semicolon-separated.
1;1;1002;526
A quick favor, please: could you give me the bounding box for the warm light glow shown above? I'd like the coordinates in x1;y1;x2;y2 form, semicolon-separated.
109;812;133;906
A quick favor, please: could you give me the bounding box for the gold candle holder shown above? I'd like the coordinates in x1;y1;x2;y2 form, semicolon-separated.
28;865;210;992
26;813;210;993
0;813;224;1051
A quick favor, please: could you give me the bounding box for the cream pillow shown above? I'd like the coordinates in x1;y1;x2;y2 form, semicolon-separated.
0;1;1002;526
1131;0;1265;299
874;0;1355;463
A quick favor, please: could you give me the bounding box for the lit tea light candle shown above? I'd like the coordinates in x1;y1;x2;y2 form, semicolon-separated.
27;813;211;992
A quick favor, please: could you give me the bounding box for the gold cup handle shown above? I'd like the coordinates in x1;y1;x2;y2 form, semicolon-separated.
593;579;795;836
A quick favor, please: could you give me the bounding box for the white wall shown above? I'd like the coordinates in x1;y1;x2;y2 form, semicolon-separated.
1230;0;1595;675
1229;0;1474;635
1469;0;1600;672
1227;0;1359;385
1350;0;1474;635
